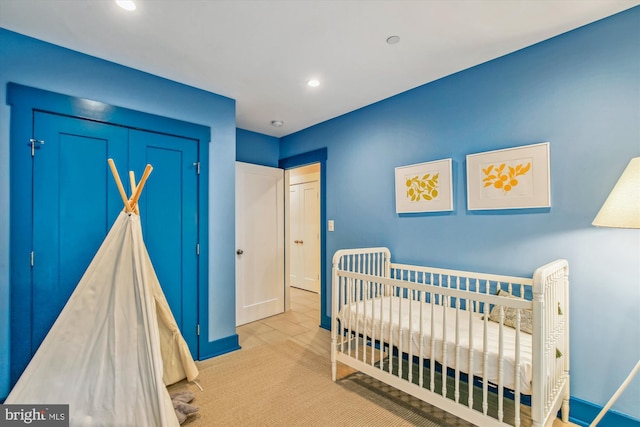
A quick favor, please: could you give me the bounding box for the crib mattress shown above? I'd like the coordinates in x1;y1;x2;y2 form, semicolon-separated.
337;295;533;395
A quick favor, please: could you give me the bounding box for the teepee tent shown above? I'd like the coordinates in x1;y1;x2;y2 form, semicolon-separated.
6;160;198;427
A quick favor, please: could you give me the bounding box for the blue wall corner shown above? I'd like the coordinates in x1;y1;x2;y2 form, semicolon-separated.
236;128;280;167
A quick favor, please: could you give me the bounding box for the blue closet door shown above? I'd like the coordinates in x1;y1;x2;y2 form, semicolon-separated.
8;84;210;387
15;112;200;381
129;129;199;353
32;112;128;350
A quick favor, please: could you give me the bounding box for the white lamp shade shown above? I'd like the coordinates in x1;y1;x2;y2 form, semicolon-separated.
592;157;640;229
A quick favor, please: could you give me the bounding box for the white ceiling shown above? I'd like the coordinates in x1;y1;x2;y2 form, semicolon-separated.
0;0;637;137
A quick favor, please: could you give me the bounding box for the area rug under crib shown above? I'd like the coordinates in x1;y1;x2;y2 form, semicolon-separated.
168;339;461;426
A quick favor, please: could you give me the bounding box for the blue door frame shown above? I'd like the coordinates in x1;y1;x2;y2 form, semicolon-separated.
279;148;329;330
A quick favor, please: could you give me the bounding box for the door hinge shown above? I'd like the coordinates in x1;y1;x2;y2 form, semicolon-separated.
29;139;45;156
196;243;200;255
30;251;34;267
196;324;200;336
193;162;200;175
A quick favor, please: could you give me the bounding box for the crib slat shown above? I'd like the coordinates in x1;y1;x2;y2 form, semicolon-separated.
388;284;394;375
340;276;345;355
442;292;448;399
350;275;355;356
408;287;414;383
343;255;351;356
419;286;425;388
362;279;368;363
370;280;376;367
336;275;342;358
482;304;489;416
454;280;461;404
430;292;436;392
515;308;522;427
398;285;403;379
379;287;384;370
498;305;505;423
468;292;474;411
355;277;361;360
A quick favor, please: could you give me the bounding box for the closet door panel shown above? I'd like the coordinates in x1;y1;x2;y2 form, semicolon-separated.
31;112;128;352
129;129;199;354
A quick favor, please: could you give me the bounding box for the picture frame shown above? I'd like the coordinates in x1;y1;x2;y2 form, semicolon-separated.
466;142;550;210
395;158;453;213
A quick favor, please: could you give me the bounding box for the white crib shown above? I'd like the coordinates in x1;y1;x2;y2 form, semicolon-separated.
331;247;570;427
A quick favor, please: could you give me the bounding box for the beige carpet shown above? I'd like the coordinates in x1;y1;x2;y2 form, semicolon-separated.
167;340;463;426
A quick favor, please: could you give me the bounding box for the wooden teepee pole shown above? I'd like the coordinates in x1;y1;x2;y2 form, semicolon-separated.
107;159;133;213
128;170;137;196
130;164;153;208
128;171;140;215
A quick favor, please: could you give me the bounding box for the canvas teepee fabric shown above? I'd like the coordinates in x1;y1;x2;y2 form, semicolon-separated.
7;163;198;427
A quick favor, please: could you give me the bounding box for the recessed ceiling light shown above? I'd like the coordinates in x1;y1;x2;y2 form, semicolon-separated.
271;120;284;128
116;0;136;11
386;35;400;45
307;79;320;88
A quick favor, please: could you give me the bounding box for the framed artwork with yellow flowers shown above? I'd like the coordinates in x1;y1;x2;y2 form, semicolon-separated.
395;158;453;213
466;142;550;210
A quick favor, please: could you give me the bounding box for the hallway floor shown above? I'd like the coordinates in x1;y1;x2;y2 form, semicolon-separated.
237;286;329;359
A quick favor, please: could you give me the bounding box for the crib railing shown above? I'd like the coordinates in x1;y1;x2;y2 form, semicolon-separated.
390;262;534;316
532;259;570;426
331;248;570;427
332;247;391;279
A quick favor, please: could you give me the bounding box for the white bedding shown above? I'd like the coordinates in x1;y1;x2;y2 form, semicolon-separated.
337;295;533;394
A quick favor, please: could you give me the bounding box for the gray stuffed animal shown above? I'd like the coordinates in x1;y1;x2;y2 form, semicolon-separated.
170;391;199;424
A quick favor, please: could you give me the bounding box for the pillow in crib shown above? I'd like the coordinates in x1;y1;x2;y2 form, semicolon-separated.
488;289;533;335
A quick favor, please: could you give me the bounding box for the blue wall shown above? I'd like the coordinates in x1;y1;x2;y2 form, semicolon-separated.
236;128;280;167
0;29;237;398
1;6;639;423
281;8;640;421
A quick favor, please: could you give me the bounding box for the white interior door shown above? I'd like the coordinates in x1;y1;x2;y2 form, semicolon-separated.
290;180;320;293
236;162;284;326
290;184;302;290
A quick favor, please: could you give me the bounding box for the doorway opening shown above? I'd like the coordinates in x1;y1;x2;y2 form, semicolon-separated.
280;148;329;329
287;163;321;307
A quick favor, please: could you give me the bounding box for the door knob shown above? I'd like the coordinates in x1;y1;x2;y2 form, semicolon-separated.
236;249;244;255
